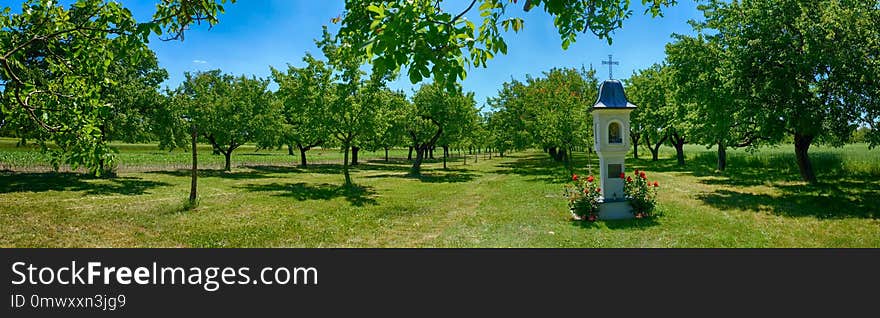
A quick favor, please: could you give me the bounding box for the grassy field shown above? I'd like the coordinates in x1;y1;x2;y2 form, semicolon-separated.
0;138;878;247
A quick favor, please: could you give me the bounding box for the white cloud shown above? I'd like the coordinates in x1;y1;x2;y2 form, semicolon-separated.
192;60;208;64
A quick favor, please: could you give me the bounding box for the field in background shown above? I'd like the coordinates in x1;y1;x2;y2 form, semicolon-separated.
1;138;878;247
0;138;414;172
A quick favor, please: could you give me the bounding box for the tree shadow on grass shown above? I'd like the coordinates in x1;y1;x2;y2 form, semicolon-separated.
364;170;479;183
0;172;171;195
630;150;880;219
237;182;378;207
696;180;880;219
244;163;412;176
147;168;275;180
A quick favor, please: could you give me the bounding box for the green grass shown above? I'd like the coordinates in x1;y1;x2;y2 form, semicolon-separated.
0;139;878;247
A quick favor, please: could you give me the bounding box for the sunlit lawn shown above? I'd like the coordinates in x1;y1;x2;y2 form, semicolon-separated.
1;139;878;247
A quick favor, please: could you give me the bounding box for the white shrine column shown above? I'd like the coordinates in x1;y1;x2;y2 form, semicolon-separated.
591;79;637;219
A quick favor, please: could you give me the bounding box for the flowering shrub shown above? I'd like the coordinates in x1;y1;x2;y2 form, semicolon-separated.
623;169;660;218
564;174;601;221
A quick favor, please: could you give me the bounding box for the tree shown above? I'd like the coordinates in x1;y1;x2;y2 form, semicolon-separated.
625;64;671;162
179;70;280;172
666;32;766;171
0;0;235;175
408;82;476;175
487;67;597;168
363;89;409;162
318;28;386;185
270;54;333;167
152;88;197;204
437;95;480;169
700;0;880;182
333;0;675;89
486;80;534;154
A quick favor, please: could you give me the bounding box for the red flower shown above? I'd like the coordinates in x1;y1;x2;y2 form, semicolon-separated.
639;171;647;179
626;176;633;183
634;169;639;175
583;188;589;194
619;172;626;179
587;175;595;182
587;215;597;222
654;181;659;187
572;174;579;181
596;188;601;193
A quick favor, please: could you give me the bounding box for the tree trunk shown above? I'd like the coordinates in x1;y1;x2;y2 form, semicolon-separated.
548;147;558;159
717;142;727;171
351;146;360;166
794;133;817;183
385;147;389;162
224;151;232;171
645;134;668;162
411;146;424;175
343;145;352;185
554;148;566;162
567;146;574;170
442;145;448;169
299;146;308;167
673;143;684;166
631;132;641;160
190;123;198;205
408;146;413;160
288;144;294;156
429;146;434;159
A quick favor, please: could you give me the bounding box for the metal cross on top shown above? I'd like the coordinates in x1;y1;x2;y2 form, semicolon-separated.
602;54;619;79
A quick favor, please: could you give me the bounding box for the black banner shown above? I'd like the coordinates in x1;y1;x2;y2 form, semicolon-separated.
2;249;877;316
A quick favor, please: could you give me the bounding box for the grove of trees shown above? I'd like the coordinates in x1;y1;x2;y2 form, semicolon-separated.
621;0;880;183
2;0;877;213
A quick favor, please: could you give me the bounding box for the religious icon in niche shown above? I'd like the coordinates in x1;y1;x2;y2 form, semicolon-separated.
608;122;622;144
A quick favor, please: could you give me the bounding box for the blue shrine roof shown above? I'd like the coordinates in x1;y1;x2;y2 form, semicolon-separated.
592;80;637;110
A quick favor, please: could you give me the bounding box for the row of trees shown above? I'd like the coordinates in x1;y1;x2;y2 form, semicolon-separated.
141;59;486;187
486;67;599;170
2;0;678;180
621;0;880;183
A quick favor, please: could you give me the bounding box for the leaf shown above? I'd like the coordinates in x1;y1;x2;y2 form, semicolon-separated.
366;5;383;16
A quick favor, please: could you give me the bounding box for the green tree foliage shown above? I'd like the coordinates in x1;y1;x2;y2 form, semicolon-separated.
0;0;234;175
333;0;675;88
408;82;476;175
170;70;280;171
99;47;168;145
270;54;333;167
625;64;673;162
698;0;880;182
362;88;409;162
852;127;871;144
487;67;597;167
486;81;533;153
665;33;766;170
318;27;386;185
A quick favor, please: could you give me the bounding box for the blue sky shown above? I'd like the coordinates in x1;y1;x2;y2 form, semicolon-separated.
122;1;702;107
